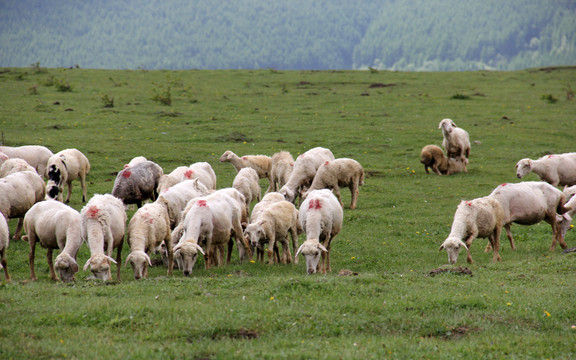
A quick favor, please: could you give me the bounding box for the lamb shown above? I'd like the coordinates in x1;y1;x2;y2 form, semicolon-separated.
111;160;163;208
295;189;343;274
81;194;127;281
420;145;468;176
301;158;364;209
219;150;272;182
0;171;45;240
45;148;91;203
0;158;37;177
489;181;568;252
244;201;300;264
268;151;294;193
279;147;335;204
438;119;470;166
22;200;83;282
125;202;174;279
156;178;209;229
0;213;9;282
515;153;576;187
439;196;505;264
233;167;261;209
0;145;53;176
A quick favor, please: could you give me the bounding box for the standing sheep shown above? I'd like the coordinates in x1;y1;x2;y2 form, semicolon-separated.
279;147;335;204
112;160;163;208
125;202;174;279
438;119;470;166
45;148;91;203
296;189;343;274
81;194;127;281
0;145;53;176
301;158;364;209
420;145;468;176
23;200;83;282
156;178;209;229
0;213;9;282
181;162;217;191
157;166;190;194
439;196;505;264
233;167;261;209
515;153;576;187
268;151;294;193
219;150;272;182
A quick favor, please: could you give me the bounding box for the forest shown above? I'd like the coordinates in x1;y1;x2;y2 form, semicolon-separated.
0;0;574;71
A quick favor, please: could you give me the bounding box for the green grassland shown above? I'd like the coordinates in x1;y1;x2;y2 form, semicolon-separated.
0;66;575;359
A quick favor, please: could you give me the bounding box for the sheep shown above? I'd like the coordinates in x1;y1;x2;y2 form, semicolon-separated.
439;196;505;264
45;148;91;203
0;158;37;177
22;200;83;282
268;151;294;193
489;181;568;252
0;171;45;240
295;189;343;274
438;118;470;166
233;167;261;209
157;166;190;194
0;213;9;282
125;202;174;279
124;156;147;168
244;200;300;264
515;153;576;187
279;147;335;204
81;194;127;281
0;145;53;176
219;150;272;182
182;162;217;191
111;160;163;208
301;158;364;209
420;145;468;176
250;192;285;223
156;178;209;229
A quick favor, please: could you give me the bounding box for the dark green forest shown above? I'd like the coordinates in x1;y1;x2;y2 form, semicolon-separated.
1;0;574;71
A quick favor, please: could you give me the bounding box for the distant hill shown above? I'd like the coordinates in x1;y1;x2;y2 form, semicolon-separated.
1;0;574;71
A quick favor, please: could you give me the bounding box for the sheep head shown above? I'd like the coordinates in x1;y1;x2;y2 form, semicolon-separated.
515;159;532;179
219;151;234;162
439;118;456;135
295;240;328;274
45;180;61;201
439;237;469;264
279;186;296;203
54;253;79;282
125;250;152;280
244;223;265;249
173;241;205;276
83;254;117;281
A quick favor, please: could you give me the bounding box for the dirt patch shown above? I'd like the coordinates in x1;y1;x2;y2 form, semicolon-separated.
424;325;479;340
337;269;359;276
369;83;396;88
211;327;259;340
428;267;473;277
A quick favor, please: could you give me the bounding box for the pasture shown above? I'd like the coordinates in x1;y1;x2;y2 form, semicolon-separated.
0;66;575;359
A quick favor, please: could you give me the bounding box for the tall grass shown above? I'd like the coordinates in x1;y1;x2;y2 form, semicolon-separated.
0;66;575;359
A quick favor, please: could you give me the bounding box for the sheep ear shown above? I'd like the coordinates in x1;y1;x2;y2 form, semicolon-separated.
295;244;305;257
106;255;117;264
173;244;182;252
70;259;79;273
125;254;132;266
459;240;469;251
319;244;328;253
83;258;92;272
195;244;205;255
439;245;445;252
145;253;152;267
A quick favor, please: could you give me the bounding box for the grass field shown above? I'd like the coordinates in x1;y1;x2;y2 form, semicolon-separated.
0;66;575;359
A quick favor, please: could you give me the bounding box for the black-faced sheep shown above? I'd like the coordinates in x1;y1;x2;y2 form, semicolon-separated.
515;153;576;187
111;160;163;208
45;148;91;203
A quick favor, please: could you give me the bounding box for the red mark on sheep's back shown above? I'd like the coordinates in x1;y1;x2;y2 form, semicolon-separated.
124;164;129;169
87;206;100;218
308;199;322;210
197;200;208;207
242;156;247;160
122;170;132;178
466;201;472;207
500;183;508;187
184;169;194;179
324;161;330;166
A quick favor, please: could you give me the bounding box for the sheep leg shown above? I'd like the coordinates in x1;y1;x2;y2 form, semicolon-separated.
290;226;298;264
80;173;87;202
46;248;57;281
0;247;9;282
164;234;174;276
489;232;501;263
65;181;73;203
281;236;292;264
349;182;359;210
226;239;233;265
28;233;38;281
504;224;516;250
233;220;251;262
267;234;276;264
13;218;24;240
115;240;123;281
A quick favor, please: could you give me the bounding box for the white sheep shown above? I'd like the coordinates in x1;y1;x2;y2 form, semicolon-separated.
124;156;148;168
0;171;45;240
0;145;53;176
125;202;174;279
233;167;261;209
81;194;127;281
439;196;505;264
438;119;470;166
244;200;300;264
296;189;343;274
279;147;335;203
181;162;217;190
515;153;576;187
219;150;272;182
156;178;209;230
112;160;164;208
250;192;285;223
157;166;190;194
0;158;37;177
302;158;364;209
489;181;568;252
0;213;10;282
22;200;83;282
268;151;294;193
420;145;468;176
45;148;91;203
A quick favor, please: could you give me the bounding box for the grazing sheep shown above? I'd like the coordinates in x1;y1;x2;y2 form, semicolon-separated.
124;156;147;168
45;148;91;203
244;201;300;264
181;162;217;191
515;153;576;187
0;145;53;176
0;213;10;282
156;178;209;229
126;202;174;279
438;119;470;166
233;167;261;209
157;166;190;194
250;192;285;223
22;200;82;282
112;160;163;208
81;194;127;281
439;196;505;264
268;151;294;193
302;158;364;209
219;150;272;182
0;171;45;240
420;145;468;176
489;182;568;252
296;189;343;274
0;158;37;177
279;147;335;204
